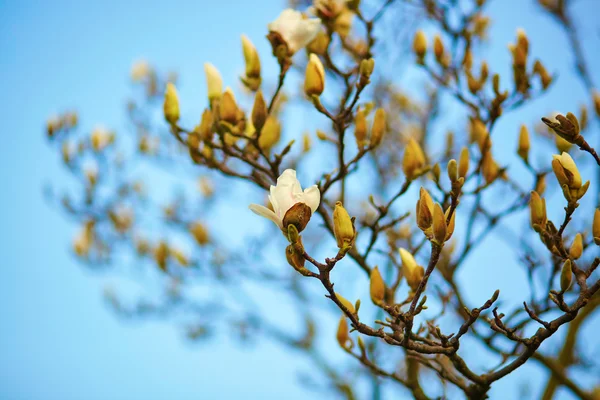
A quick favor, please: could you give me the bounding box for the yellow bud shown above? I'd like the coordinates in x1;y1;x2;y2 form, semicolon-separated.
370;108;386;147
552;152;582;190
413;30;427;62
432;163;441;183
316;129;328;141
470;118;488;148
447;159;458;183
399;248;422;291
258;116;281;152
593;91;600;117
403;138;427;180
569;233;583;259
458;147;470;178
163;82;180;125
560;259;572;293
354;108;368;149
220;88;238;124
593;209;600;246
555;135;572;153
433;34;444;63
481;153;500;184
432;203;447;244
533;60;552;89
358;58;375;86
304;54;325;97
517;125;530;162
204;63;223;101
251;90;267;132
154;241;169;272
416;187;434;232
302;133;311;153
333;202;355;249
171;248;189;266
336;293;356;314
529;191;547;232
307;31;330;55
370;266;385;305
336;315;351;349
241;34;261;79
195;109;213;141
190;222;210;246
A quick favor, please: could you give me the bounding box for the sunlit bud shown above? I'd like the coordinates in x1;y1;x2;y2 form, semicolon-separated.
593;209;600;246
579;106;588;131
432;163;441;183
370;266;385;305
481;153;500;184
316;129;328;141
569;233;583;259
333;202;355;249
458;147;469;178
304;54;325;97
358;58;375;87
432;203;447;244
62;141;74;164
307;30;330;55
354;108;368;149
154;241;169;272
171;248;189;266
336;293;356;314
516;28;529;57
433;34;444;63
412;30;427;63
416;187;434;232
91;126;115;152
302;132;311;153
533;60;552;89
552;152;582;190
204;63;223;101
258;116;281;152
85;165;98;187
251;90;267;132
463;49;473;71
517;125;530;162
447;159;458;183
333;10;353;38
241;34;261;79
190;222;210;246
336;316;351;349
370;108;386;147
163;82;180;125
555;135;572;153
399;248;422;291
467;74;482;94
195;109;213;141
560;259;572;293
286;242;307;272
444;207;455;240
130;60;150;82
469;118;487;145
220;88;238;124
593;91;600;117
403;138;427;180
529;191;547;232
536;175;547;196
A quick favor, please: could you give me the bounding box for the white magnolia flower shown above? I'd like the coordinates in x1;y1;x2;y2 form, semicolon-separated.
130;60;150;82
249;169;320;230
268;9;321;54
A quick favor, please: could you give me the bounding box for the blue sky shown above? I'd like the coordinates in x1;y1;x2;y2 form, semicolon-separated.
1;0;599;399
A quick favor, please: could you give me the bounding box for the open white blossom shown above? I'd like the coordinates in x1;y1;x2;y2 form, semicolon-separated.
249;169;320;230
268;9;321;54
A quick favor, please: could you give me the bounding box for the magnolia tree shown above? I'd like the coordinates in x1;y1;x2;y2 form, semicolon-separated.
46;0;600;399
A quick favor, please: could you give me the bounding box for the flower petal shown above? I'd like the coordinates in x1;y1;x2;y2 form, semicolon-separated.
249;204;282;229
301;185;320;213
